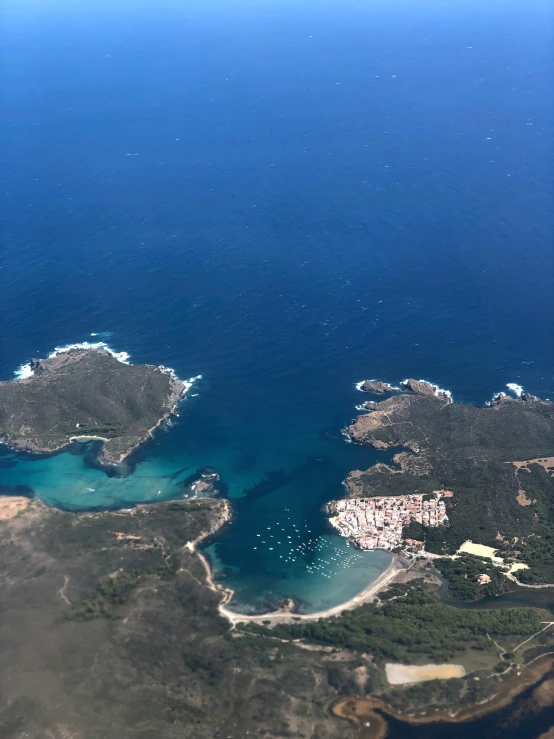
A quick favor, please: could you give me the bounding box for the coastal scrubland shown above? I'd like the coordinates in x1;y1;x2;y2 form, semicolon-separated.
434;554;514;601
0;498;361;739
250;582;541;663
346;384;554;587
2;495;554;737
0;348;185;463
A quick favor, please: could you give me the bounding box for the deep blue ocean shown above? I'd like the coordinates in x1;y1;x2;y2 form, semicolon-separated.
1;0;553;614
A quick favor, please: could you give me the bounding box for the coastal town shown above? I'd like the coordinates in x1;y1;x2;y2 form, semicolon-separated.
328;491;453;551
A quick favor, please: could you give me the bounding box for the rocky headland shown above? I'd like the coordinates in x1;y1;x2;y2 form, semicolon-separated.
359;380;395;394
344;378;554;579
0;347;188;465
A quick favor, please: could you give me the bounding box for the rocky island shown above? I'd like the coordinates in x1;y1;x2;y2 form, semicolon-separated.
358;379;395;394
0;347;188;465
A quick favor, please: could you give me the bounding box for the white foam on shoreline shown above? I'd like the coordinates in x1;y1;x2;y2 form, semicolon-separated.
341;428;352;443
13;342;130;379
400;378;453;402
487;391;510;406
12;343;202;397
13;363;34;380
506;382;524;397
355;379;401;393
48;341;131;364
181;374;203;395
13;340;130;378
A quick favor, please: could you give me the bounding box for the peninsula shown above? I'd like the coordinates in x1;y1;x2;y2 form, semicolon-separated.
344;378;554;584
0;347;187;464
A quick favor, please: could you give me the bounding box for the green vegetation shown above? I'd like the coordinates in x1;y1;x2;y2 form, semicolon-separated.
376;581;415;601
166;500;213;512
434;554;514;602
65;422;125;438
0;348;182;462
347;392;554;588
2;497;554;738
517;533;554;583
70;556;179;620
381;672;498;714
263;584;541;663
0;499;360;738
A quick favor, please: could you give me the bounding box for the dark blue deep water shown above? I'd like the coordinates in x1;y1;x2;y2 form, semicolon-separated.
1;0;553;613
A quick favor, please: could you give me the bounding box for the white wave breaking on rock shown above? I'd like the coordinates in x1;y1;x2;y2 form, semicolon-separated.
181;374;203;395
12;342;202;400
50;341;131;363
13;341;130;379
506;383;524;397
400;378;453;402
13;363;34;380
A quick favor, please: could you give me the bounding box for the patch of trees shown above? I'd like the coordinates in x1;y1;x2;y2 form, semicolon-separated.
61;421;125;438
166;500;214;512
519;533;554;569
70;554;179;620
435;554;513;602
264;585;540;663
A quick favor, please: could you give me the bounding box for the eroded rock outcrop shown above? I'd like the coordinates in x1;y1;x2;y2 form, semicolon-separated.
360;380;394;394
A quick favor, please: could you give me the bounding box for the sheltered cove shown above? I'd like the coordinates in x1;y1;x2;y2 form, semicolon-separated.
2;367;554;734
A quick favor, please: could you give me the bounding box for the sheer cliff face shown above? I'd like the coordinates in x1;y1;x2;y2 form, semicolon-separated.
0;349;185;463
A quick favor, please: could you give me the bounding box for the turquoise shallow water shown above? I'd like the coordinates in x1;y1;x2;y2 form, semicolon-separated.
205;537;392;615
0;372;394;614
1;0;553;620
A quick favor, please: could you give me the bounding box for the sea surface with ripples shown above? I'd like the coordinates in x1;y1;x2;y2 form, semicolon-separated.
1;0;553;613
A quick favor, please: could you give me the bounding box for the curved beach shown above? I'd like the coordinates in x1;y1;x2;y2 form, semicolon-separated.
216;555;403;626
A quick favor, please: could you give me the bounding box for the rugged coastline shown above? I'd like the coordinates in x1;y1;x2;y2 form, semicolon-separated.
0;346;194;466
3;367;554;735
343;377;554;580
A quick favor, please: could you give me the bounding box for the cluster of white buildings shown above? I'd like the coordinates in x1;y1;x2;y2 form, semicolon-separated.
328;491;452;551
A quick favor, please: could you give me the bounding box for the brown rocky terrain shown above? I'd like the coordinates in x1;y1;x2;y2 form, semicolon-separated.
360;380;394;394
0;497;357;739
0;348;186;464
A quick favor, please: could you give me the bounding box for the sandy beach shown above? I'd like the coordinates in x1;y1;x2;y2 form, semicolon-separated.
216;556;403;626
